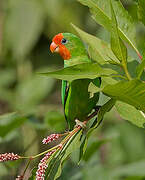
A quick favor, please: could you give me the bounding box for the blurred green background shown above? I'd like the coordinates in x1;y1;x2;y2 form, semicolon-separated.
0;0;145;179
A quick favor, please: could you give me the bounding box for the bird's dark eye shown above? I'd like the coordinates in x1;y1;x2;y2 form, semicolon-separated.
61;38;67;44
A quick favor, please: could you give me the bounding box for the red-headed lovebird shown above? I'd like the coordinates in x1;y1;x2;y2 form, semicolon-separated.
50;33;101;130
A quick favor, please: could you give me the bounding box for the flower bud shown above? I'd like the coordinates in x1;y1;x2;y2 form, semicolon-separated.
0;153;19;162
42;134;60;144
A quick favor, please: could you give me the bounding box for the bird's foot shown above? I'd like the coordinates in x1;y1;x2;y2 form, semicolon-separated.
94;105;101;112
75;119;86;129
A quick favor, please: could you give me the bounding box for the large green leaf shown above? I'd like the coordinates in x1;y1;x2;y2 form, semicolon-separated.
97;98;116;125
115;101;145;128
40;63;117;81
102;79;145;112
77;0;140;56
54;130;82;180
136;58;145;79
138;0;145;26
4;0;44;58
111;161;145;177
72;24;119;65
83;139;107;161
45;130;83;180
79;99;115;162
110;0;127;64
87;98;116;138
0;112;27;137
14;74;55;112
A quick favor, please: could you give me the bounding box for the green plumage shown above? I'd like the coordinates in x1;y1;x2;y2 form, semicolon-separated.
61;33;101;130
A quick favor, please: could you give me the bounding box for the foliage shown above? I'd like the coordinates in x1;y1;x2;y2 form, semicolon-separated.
0;0;145;179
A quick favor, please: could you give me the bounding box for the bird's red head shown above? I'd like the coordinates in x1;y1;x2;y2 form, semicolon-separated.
50;33;71;60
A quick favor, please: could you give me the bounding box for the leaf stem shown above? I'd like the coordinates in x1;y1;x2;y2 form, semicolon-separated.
110;74;127;80
20;128;80;160
20;145;60;159
122;63;132;80
22;159;32;178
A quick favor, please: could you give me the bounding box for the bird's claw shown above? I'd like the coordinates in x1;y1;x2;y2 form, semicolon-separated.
75;119;86;129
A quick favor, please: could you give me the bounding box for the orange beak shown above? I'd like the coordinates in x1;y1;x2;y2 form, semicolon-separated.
50;42;59;53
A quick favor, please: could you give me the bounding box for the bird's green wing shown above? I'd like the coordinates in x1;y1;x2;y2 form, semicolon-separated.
61;80;68;106
62;78;101;130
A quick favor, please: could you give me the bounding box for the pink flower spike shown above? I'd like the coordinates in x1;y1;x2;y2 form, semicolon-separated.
36;149;56;180
0;153;19;162
42;134;60;144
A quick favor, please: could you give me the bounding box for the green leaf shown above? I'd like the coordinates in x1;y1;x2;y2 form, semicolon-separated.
0;112;27;137
138;0;145;26
45;149;61;180
87;98;116;137
79;99;115;161
45;130;83;180
14;75;55;112
72;24;119;65
83;139;107;161
115;101;145;128
136;58;145;79
110;0;127;64
4;0;44;58
102;79;145;113
77;0;140;56
79;136;88;163
111;161;145;177
96;98;116;127
54;130;83;180
40;63;118;81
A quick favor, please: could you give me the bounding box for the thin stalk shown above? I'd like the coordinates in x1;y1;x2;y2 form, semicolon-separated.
20;145;60;159
110;74;127;80
20;129;78;160
61;127;81;146
20;109;99;160
122;63;132;80
22;159;32;177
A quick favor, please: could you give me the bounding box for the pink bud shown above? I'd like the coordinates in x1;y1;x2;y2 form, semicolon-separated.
58;144;63;149
42;134;60;144
0;153;19;162
36;149;56;180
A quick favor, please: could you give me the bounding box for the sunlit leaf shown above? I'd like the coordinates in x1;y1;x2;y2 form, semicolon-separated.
40;63;118;81
110;0;127;64
77;0;140;56
136;58;145;79
115;101;145;128
138;0;145;26
72;24;119;64
102;79;145;113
